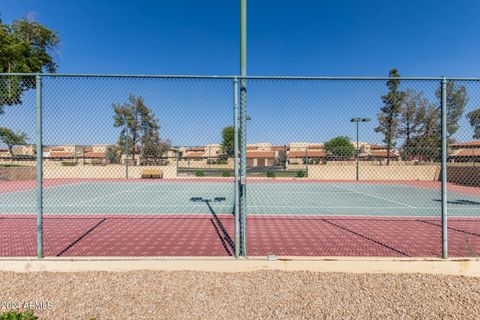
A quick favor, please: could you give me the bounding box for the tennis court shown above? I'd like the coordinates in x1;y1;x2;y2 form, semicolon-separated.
1;179;480;216
1;178;479;257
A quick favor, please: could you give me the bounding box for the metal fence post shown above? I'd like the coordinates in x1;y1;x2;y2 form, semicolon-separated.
233;78;240;258
176;148;179;177
441;77;448;259
35;73;43;259
305;146;309;176
239;80;247;256
239;0;247;257
124;118;129;179
356;121;360;181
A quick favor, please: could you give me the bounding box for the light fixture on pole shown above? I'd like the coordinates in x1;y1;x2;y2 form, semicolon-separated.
350;118;371;181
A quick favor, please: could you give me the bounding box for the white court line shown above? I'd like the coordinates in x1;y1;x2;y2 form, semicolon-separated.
332;184;417;208
129;190;353;194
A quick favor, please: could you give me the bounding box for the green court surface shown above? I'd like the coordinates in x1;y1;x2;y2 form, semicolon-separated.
1;181;480;216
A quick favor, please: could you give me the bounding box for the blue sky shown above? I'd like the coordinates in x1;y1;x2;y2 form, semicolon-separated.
1;1;480;146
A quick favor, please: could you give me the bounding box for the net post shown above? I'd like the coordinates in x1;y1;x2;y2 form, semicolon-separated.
35;73;43;259
233;78;240;258
441;77;448;259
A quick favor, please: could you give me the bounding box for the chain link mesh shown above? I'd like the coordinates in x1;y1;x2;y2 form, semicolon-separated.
0;75;479;257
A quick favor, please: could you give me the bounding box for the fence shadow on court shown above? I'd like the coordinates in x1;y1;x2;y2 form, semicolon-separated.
190;197;235;256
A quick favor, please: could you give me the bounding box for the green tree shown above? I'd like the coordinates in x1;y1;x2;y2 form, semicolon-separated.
398;89;428;159
467;109;480;140
374;68;406;165
0;310;38;320
435;81;468;137
141;130;171;163
275;149;287;169
0;127;27;156
221;126;240;158
105;146;121;164
324;136;355;158
113;95;160;165
403;105;441;161
398;90;427;142
0;17;60;111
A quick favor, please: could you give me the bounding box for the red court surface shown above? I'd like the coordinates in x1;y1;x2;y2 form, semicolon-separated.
1;215;479;257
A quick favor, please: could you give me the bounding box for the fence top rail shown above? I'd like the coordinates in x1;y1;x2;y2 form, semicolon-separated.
1;73;480;81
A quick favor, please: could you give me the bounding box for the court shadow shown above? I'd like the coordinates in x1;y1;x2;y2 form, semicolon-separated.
433;199;480;205
190;197;235;256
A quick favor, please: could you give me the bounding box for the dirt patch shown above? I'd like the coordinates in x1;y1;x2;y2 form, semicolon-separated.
0;271;479;319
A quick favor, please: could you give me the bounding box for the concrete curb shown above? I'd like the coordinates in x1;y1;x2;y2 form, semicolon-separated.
0;257;479;276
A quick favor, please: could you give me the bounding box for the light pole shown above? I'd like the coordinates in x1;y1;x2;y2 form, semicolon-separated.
351;118;370;181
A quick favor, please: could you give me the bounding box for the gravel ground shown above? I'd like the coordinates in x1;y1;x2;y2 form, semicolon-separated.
0;271;479;319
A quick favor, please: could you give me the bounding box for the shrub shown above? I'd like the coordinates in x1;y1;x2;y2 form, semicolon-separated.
296;170;306;178
0;311;38;320
61;161;77;166
266;171;276;178
222;171;231;177
195;170;205;177
207;159;228;165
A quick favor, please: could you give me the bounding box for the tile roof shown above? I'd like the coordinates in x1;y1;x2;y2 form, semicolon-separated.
450;141;480;147
370;144;387;150
370;150;400;157
84;152;105;158
289;151;327;158
246;151;276;158
48;151;75;158
186;152;206;158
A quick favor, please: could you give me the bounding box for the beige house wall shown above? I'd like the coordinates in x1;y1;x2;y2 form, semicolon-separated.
289;142;323;151
206;144;223;156
43;163;178;179
92;145;112;152
247;143;272;151
178;160;231;169
4;160;480;184
307;165;441;180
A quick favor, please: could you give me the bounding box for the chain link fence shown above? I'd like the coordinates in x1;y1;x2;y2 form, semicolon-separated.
0;74;479;257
